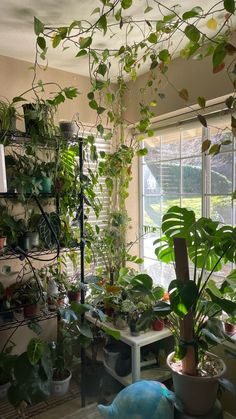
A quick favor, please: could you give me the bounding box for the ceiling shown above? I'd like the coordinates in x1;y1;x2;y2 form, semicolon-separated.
0;0;234;77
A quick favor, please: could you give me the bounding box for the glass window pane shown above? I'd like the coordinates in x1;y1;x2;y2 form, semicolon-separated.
162;196;181;214
143;196;162;227
210;196;232;225
143;136;161;163
182;157;202;194
143;163;161;194
143;233;159;259
162;161;180;194
210;126;232;152
182;195;202;218
211;152;232;194
161;131;180;160
181;127;202;157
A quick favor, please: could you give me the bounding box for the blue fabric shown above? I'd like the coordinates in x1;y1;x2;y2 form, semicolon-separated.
97;380;177;419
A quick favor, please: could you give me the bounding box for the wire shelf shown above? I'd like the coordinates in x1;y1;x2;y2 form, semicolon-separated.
0;307;58;332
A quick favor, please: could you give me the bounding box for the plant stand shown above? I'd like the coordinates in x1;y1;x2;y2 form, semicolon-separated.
174;400;223;419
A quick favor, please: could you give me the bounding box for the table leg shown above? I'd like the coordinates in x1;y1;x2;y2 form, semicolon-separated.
131;345;140;382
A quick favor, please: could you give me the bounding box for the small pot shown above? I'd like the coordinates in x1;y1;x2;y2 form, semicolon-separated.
0;237;6;251
24;304;38;318
103;344;121;370
52;369;72;396
41;177;53;193
20;231;40;251
224;322;236;336
167;351;226;416
153;318;164;331
59;121;79;140
67;290;80;303
129;319;140;336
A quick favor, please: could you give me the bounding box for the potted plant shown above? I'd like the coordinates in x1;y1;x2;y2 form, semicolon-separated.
37;161;55;193
19;279;43;318
67;283;81;303
50;305;93;396
152;206;236;416
8;338;53;411
220;269;236;336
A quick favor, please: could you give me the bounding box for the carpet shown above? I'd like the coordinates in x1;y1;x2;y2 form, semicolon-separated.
64;403;102;419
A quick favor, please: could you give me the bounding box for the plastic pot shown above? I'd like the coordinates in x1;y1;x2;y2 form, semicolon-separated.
52;369;72;396
167;351;226;416
59;121;79;140
41;177;52;193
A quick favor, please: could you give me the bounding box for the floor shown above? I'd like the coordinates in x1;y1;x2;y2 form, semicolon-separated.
0;361;123;419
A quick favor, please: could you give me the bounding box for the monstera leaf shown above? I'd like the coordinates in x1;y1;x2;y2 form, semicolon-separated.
38;212;61;248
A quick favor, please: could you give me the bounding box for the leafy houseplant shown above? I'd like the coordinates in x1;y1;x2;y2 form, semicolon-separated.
152;206;236;415
8;338;53;410
50;305;93;396
220;269;236;335
0;98;16;142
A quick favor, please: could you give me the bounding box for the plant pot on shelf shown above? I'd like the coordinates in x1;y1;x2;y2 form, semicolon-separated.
41;177;53;193
103;344;121;371
23;304;38;318
23;103;48;136
19;231;40;251
153;318;164;331
224;321;236;336
67;290;80;303
167;351;226;416
52;369;72;396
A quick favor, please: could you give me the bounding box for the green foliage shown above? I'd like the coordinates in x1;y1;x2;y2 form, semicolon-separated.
8;338;53;408
153;206;236;368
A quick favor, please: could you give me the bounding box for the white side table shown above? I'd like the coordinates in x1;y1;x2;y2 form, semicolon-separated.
86;313;172;385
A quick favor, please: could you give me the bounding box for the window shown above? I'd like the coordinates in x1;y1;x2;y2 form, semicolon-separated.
140;114;235;287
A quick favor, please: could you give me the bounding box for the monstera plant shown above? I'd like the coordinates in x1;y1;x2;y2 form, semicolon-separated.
149;206;236;415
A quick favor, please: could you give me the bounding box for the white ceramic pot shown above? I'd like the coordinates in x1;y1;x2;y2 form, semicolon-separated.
52;370;72;396
0;381;10;399
167;352;226;416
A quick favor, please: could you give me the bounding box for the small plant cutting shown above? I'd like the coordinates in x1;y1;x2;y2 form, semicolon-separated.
152;206;236;415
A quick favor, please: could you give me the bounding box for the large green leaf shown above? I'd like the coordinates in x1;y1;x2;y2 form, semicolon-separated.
27;339;45;366
161;206;196;239
206;289;236;315
154;236;175;263
38;212;61;248
168;280;198;318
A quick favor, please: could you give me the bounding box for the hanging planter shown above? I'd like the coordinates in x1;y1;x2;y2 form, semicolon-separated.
59;121;79;140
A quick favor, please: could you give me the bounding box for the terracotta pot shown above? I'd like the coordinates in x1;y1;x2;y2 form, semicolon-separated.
153;318;164;331
24;304;38;318
224;322;236;336
167;352;226;416
67;290;80;303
